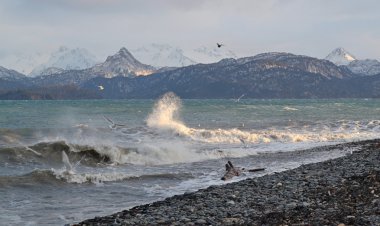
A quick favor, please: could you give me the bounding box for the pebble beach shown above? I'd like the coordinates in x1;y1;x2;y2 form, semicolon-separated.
75;139;380;225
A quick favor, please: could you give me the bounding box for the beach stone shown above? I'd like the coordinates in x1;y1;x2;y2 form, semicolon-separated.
372;199;380;205
227;194;236;199
226;200;235;205
156;218;166;224
222;217;244;225
195;219;207;224
286;202;297;208
180;217;191;222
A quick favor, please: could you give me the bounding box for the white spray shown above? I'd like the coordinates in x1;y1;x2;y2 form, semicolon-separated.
145;92;377;145
147;92;190;135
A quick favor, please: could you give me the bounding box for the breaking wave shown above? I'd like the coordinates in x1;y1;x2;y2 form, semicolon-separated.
0;169;194;186
2;93;379;168
146;92;380;144
0;141;117;166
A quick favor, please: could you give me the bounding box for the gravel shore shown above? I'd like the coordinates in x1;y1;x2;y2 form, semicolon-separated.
75;139;380;226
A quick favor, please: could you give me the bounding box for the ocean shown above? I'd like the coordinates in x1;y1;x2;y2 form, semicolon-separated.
1;93;379;225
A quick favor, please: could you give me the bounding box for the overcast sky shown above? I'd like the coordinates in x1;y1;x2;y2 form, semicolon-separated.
0;0;379;60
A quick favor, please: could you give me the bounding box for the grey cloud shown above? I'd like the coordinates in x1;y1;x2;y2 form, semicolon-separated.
0;0;379;61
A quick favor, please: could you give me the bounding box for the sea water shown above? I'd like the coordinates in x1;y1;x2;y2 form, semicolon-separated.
1;94;379;225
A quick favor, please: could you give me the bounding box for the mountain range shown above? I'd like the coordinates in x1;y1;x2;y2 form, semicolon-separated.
131;44;197;67
1;44;238;75
325;47;380;76
29;46;99;76
1;46;380;99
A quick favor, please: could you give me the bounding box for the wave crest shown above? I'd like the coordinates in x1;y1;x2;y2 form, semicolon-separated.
0;169;193;186
147;92;190;134
145;92;380;145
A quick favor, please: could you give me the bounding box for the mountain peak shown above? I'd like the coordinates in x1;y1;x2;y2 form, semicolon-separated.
325;47;356;66
29;46;98;76
118;47;133;57
58;46;69;52
105;47;136;63
131;43;197;67
0;65;27;80
93;47;156;78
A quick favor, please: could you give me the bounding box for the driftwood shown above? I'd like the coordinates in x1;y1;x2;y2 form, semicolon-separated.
221;161;265;181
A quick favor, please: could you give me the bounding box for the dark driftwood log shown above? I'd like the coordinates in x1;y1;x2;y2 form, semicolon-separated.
221;161;265;181
248;168;266;172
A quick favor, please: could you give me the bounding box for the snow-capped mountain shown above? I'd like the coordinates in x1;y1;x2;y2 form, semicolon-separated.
189;46;238;64
347;59;380;76
90;47;156;78
0;66;27;81
37;67;66;76
236;52;353;79
0;66;29;90
0;52;49;75
131;44;238;67
325;47;356;66
131;44;196;68
30;46;98;76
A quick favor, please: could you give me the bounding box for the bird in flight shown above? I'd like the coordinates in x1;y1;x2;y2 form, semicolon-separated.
234;94;245;102
62;151;74;174
103;115;126;129
239;138;248;148
217;43;224;48
98;85;104;91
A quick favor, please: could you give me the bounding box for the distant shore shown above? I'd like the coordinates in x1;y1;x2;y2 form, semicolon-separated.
74;139;380;225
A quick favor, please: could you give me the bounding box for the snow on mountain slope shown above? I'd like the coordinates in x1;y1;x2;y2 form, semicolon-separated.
0;52;49;75
1;44;238;74
131;43;196;68
325;47;356;66
188;46;238;64
37;67;66;76
30;46;98;76
90;47;156;78
347;59;380;76
0;66;27;80
131;44;238;67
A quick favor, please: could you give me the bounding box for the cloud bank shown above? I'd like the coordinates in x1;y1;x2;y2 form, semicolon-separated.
0;0;379;61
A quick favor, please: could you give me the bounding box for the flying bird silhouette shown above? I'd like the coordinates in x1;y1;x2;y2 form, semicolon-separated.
217;43;224;48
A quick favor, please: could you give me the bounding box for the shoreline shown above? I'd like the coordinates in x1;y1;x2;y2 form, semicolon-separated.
74;139;380;225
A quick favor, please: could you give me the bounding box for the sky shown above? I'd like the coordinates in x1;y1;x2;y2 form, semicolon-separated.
0;0;379;62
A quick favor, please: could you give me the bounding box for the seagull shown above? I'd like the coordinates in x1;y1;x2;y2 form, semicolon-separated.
24;146;42;156
217;43;224;48
239;138;248;148
62;151;73;174
74;154;86;169
98;85;104;91
234;94;245;102
103;115;126;129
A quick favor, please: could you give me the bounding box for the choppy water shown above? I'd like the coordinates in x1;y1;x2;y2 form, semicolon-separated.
1;94;379;225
